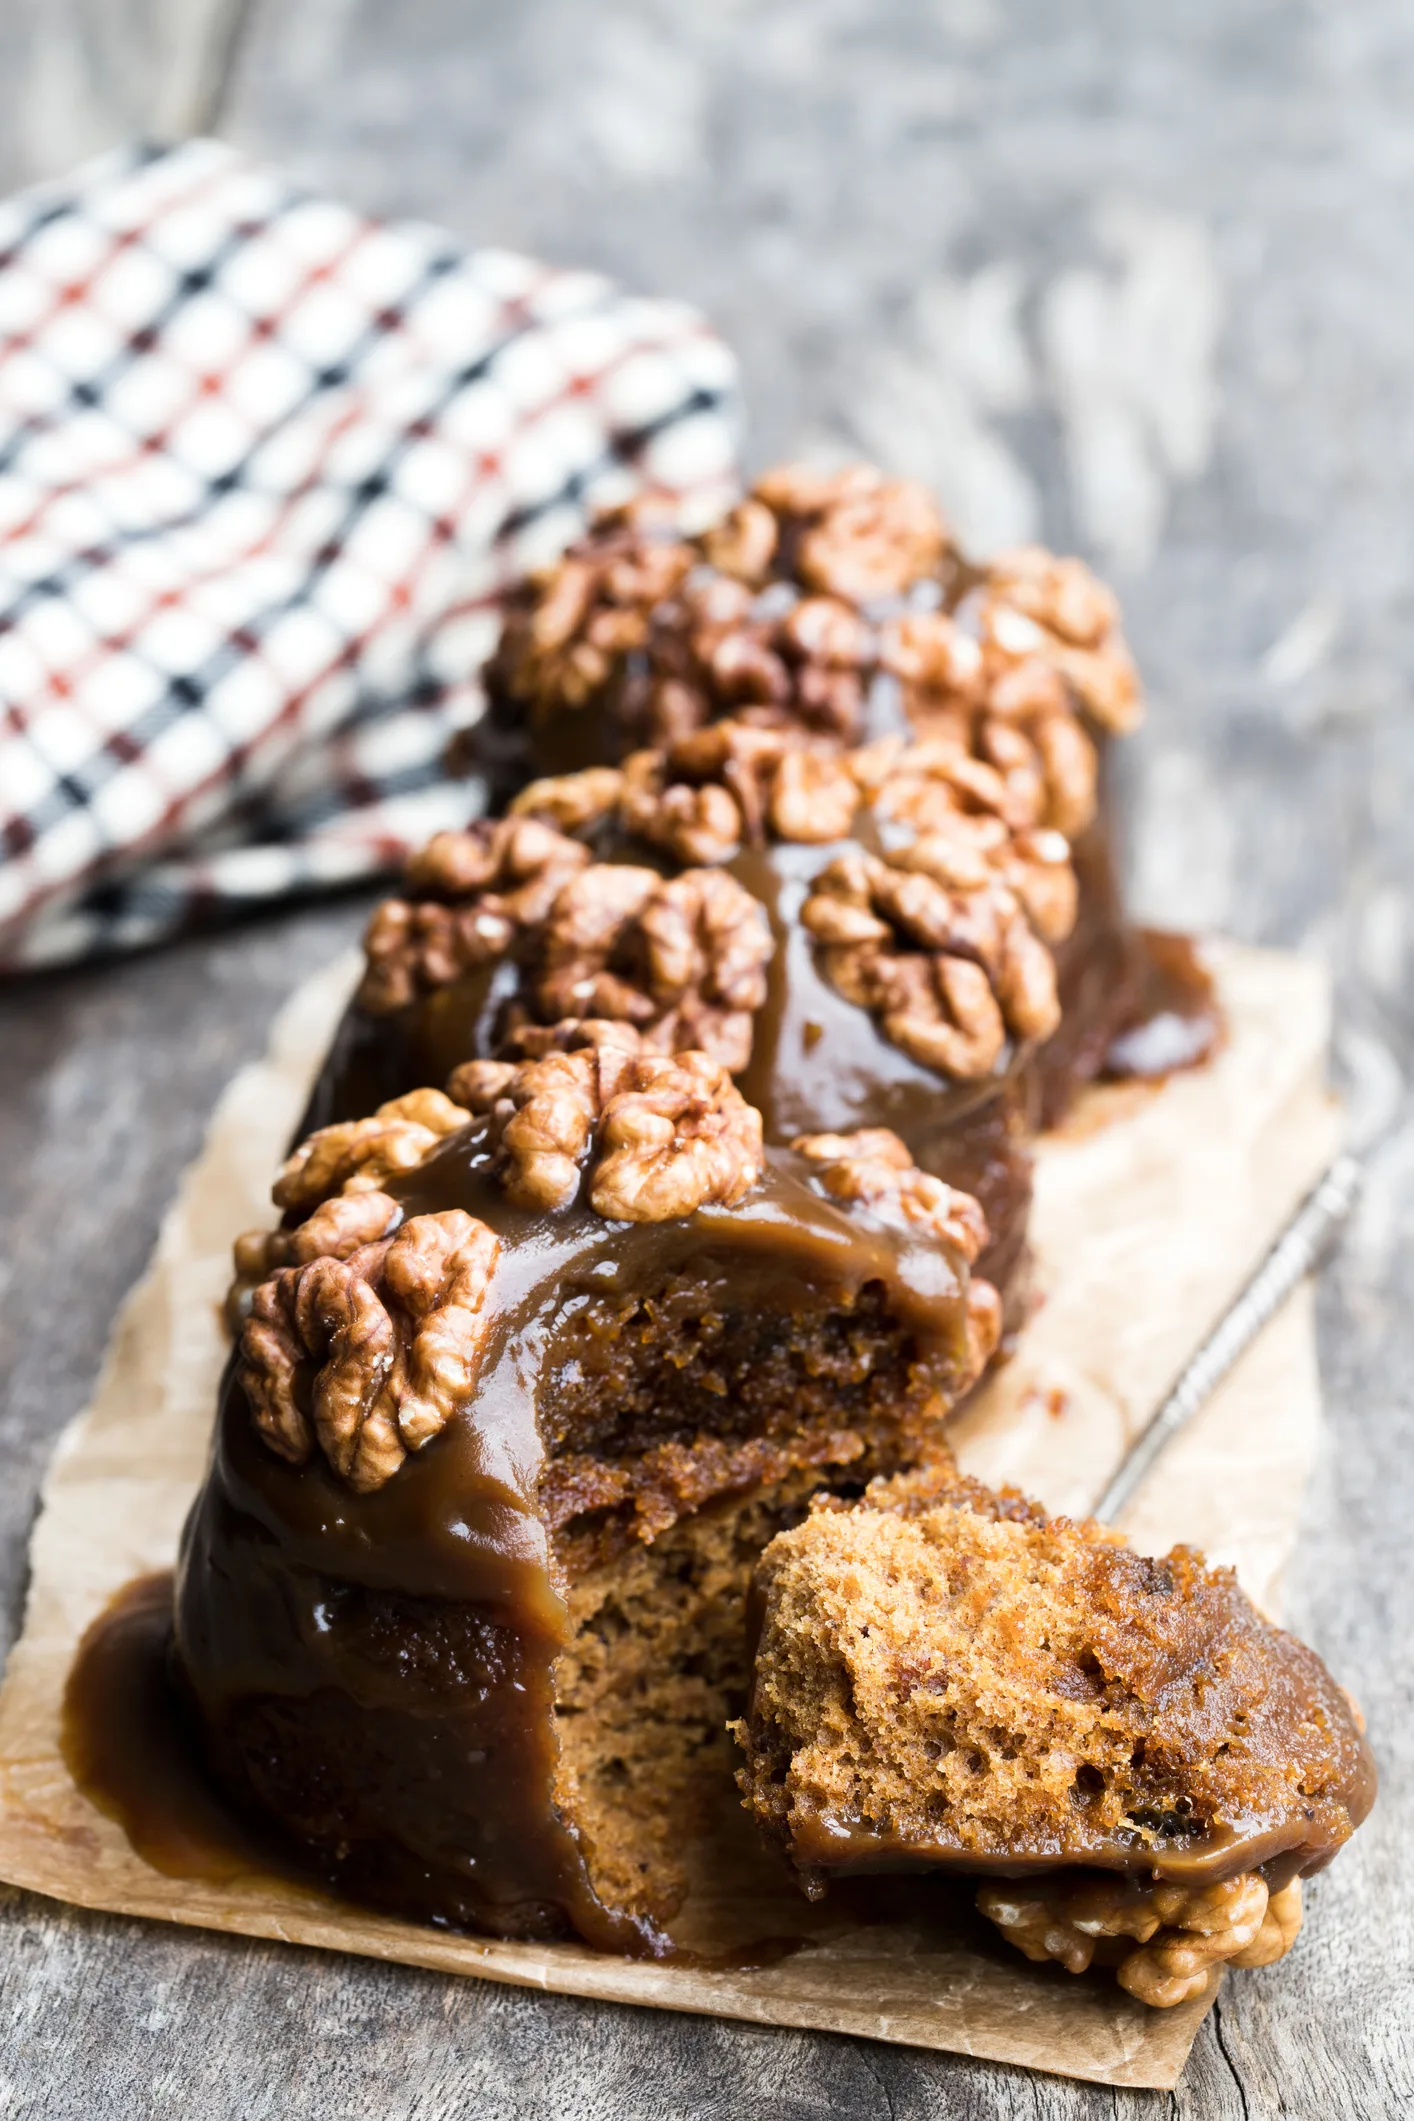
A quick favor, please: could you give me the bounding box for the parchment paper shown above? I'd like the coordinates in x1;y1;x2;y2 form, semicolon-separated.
0;940;1341;2091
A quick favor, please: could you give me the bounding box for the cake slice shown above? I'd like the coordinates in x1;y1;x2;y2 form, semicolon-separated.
176;1053;999;1951
732;1470;1375;2005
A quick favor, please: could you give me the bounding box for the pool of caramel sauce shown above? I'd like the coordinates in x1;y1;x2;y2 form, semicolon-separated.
61;1572;307;1890
1107;930;1224;1083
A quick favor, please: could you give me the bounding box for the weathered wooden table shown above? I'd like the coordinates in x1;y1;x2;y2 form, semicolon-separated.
2;3;1411;2113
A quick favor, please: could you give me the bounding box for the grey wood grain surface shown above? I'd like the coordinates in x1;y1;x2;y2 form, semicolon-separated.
2;1;1413;2113
0;0;250;195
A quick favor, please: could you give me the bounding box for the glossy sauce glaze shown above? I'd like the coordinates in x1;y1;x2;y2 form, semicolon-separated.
172;1130;977;1949
782;1787;1376;1899
299;787;1214;1339
62;1571;284;1887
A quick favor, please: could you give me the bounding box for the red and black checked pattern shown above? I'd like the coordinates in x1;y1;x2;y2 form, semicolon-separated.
0;139;740;970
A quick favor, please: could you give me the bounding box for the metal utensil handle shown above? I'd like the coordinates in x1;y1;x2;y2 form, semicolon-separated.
1092;1152;1363;1524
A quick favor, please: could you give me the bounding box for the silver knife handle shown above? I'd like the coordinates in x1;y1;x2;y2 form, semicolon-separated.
1092;1153;1363;1524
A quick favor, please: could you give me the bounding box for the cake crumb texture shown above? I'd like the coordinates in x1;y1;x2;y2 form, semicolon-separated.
734;1484;1370;1872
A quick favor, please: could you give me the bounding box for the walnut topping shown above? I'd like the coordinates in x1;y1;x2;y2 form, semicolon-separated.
511;729;1076;997
787;468;950;603
488;1048;611;1211
801;837;1061;1080
853;732;1027;833
1230;1877;1305;1969
238;1211;501;1492
527;862;773;1073
700;495;778;583
591;1050;765;1222
515;719;863;861
871;543;1139;837
954;547;1140;835
988;547;1120;648
493;500;697;718
489;466;1140;817
272;1089;470;1211
792;1129;989;1261
878;605;1102;837
769;743;863;843
854;736;1080;944
226;1189;403;1334
357;818;590;1015
475;1045;764;1221
977;1871;1302;2009
226;1090;471;1334
424;766;1064;1091
449;1018;644;1105
507;765;624;837
617;746;750;865
492;471;914;752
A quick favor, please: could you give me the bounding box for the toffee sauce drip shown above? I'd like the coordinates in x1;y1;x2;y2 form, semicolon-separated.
783;1803;1373;1899
57;1574;835;1974
62;1572;284;1888
1034;752;1222;1128
172;1133;975;1949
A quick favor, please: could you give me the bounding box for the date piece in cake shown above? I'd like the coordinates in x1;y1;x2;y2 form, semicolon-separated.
175;1059;1001;1951
732;1471;1375;2006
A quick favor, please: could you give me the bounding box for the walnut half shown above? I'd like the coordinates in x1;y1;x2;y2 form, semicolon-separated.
526;860;773;1073
792;1127;988;1260
226;1189;403;1335
226;1090;471;1332
591;1050;764;1222
513;720;863;866
357;817;590;1016
238;1211;501;1493
272;1089;470;1211
476;1044;765;1223
976;1870;1303;2009
801;839;1061;1081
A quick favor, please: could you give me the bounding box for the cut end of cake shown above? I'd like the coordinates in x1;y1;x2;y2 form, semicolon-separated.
732;1471;1375;2001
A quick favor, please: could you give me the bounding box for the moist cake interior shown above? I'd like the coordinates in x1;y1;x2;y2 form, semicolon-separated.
733;1469;1374;1890
540;1262;964;1930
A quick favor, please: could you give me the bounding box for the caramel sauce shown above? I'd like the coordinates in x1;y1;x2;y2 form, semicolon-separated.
68;1567;1369;1976
190;701;1225;1954
61;1572;299;1888
1106;929;1223;1083
299;829;1039;1306
784;1810;1360;1899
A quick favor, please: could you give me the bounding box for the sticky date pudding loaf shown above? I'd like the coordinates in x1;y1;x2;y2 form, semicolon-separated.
732;1469;1376;2006
301;728;1079;1304
175;1052;1001;1948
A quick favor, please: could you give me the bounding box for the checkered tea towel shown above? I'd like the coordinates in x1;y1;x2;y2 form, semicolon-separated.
0;139;740;971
